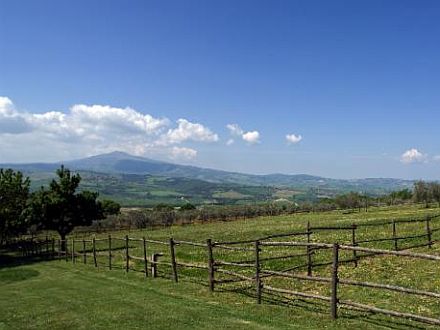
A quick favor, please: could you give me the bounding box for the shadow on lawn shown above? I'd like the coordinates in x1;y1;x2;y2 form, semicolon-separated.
0;267;40;284
0;249;52;270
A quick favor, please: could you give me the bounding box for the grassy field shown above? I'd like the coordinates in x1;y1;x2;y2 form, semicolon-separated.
2;204;440;329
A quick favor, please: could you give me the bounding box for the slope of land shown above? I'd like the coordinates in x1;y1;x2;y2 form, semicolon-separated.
0;151;414;206
2;205;440;329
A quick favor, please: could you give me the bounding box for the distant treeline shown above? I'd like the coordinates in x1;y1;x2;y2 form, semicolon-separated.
78;181;438;232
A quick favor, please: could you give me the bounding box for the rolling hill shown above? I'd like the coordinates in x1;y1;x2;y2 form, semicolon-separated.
0;151;414;206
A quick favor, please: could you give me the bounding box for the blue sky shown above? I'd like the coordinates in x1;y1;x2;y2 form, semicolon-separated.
1;0;440;179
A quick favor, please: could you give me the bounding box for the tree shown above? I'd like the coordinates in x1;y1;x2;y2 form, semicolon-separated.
335;192;362;210
101;199;121;216
179;202;196;211
429;182;440;207
0;169;30;243
28;166;106;250
413;181;430;208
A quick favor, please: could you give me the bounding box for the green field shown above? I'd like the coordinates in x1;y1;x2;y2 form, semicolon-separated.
2;205;440;329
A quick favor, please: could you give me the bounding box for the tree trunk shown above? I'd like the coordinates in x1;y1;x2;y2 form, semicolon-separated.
60;233;67;252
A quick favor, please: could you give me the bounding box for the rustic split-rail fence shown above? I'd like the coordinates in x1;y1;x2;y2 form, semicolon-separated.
9;214;440;326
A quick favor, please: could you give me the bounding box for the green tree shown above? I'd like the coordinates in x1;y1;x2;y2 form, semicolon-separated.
28;166;106;250
101;199;121;216
180;202;196;211
0;169;31;243
413;181;430;208
429;182;440;207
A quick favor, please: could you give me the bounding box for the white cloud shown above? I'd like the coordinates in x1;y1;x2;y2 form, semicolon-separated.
170;146;197;161
0;97;219;162
400;148;427;164
242;131;260;144
226;138;234;146
0;96;32;134
226;123;260;145
164;119;219;145
286;134;302;145
433;155;440;162
226;123;244;136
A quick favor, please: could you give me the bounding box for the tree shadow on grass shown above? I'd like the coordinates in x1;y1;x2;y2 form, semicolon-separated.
0;268;39;284
205;283;429;330
0;250;54;270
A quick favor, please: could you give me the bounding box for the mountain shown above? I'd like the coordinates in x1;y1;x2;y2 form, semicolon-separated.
0;151;414;206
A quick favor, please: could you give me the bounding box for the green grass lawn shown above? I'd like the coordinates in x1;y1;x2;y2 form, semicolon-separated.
2;204;440;329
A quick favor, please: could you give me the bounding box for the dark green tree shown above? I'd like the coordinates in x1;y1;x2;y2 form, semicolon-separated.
0;169;31;243
180;202;196;211
101;199;121;216
28;166;107;250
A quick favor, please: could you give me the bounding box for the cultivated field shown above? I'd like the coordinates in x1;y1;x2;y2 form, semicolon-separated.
2;205;440;329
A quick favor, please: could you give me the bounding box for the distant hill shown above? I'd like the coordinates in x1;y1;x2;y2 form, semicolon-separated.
0;151;414;206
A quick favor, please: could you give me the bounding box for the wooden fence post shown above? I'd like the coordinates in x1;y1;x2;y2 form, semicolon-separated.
58;239;61;260
352;224;358;267
71;239;75;263
307;221;313;276
170;238;178;283
207;239;215;292
143;237;148;277
108;235;112;270
51;238;55;259
426;217;433;248
83;239;87;264
255;240;262;304
45;236;49;256
331;243;339;320
392;220;398;251
93;237;97;267
125;235;129;273
65;239;69;262
151;253;159;278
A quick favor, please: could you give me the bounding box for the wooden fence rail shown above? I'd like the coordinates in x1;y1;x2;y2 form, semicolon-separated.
7;213;440;327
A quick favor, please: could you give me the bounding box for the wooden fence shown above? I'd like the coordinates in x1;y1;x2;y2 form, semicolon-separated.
9;214;440;327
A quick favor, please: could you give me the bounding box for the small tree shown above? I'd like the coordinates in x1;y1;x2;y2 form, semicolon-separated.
413;181;430;208
429;182;440;208
28;166;106;250
0;169;30;243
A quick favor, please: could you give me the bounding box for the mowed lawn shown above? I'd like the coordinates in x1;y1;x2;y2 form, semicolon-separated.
1;205;440;329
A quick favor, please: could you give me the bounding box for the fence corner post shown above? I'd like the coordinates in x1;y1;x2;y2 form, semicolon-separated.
207;238;215;292
255;240;262;304
331;243;339;320
170;238;178;283
426;216;433;248
351;224;358;267
108;234;112;270
306;221;313;276
92;236;97;267
125;235;129;273
143;237;148;277
392;220;398;251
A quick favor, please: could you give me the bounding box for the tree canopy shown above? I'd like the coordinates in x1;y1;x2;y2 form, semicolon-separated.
28;166;112;249
0;169;30;243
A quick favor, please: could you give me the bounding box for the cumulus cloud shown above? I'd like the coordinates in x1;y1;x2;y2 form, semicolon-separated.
0;97;219;162
242;131;260;144
0;96;33;134
226;123;260;145
226;123;244;136
400;148;427;164
286;134;302;145
170;146;197;161
163;119;218;145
